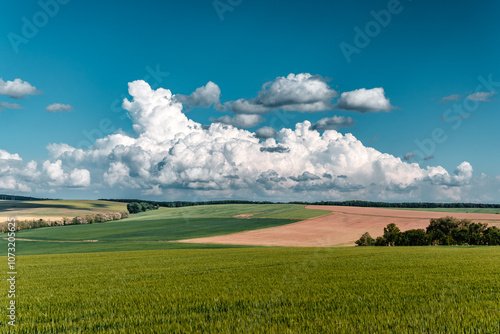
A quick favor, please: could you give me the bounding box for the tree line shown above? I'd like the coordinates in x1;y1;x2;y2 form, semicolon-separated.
356;216;500;246
103;199;275;209
0;194;52;201
126;202;160;214
0;211;129;234
102;198;500;209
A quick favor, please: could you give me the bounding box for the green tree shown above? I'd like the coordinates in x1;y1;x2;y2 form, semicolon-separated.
355;232;374;246
127;202;143;214
383;223;401;246
397;229;428;246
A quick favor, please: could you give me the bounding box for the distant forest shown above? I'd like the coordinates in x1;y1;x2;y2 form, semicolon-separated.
100;199;500;209
0;194;52;201
101;199;275;208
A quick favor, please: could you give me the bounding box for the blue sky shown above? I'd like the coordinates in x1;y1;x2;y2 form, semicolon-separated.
0;0;499;201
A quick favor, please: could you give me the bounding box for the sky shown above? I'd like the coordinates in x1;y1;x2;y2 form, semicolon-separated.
0;0;499;202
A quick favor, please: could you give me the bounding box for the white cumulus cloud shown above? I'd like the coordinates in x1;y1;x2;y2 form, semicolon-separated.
46;103;73;112
211;114;263;128
174;81;224;111
310;116;355;131
41;80;479;201
336;87;394;112
0;78;41;99
227;73;337;114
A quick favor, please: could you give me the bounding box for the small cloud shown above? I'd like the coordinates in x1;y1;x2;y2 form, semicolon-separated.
289;171;320;182
0;78;41;99
46;103;73;112
255;126;277;139
0;102;22;111
260;145;290;153
423;155;434;161
336;87;395;112
310;115;354;131
227;73;337;114
403;152;415;161
175;81;225;111
466;91;497;102
211;114;263;128
439;94;461;103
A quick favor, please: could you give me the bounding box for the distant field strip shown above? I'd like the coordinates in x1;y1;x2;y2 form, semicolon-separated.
2;247;498;333
2;204;327;255
386;207;500;214
307;205;500;222
179;205;500;247
14;217;299;242
0;200;127;222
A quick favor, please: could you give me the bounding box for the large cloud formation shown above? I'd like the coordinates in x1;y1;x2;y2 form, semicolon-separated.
0;150;89;193
26;80;483;202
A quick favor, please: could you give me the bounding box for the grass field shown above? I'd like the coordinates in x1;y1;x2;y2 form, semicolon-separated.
121;203;331;220
1;204;329;255
2;246;499;333
14;217;298;242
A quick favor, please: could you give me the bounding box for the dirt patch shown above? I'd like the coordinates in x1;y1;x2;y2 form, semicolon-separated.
178;206;500;247
305;205;500;222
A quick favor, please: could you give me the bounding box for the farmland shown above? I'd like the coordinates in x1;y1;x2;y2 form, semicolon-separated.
180;205;500;247
0;200;128;223
1;246;499;333
0;204;329;255
388;207;500;214
2;202;500;332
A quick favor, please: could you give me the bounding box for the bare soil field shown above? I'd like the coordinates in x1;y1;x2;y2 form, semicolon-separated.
178;206;500;247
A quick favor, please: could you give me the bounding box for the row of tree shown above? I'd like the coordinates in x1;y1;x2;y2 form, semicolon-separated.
126;202;160;214
0;211;129;233
356;216;500;246
106;199;275;209
0;194;52;201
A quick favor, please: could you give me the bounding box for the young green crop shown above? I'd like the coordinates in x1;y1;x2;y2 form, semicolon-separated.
1;247;499;333
3;204;328;255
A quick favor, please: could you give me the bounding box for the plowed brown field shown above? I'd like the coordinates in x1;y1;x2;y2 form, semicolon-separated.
178;206;500;247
